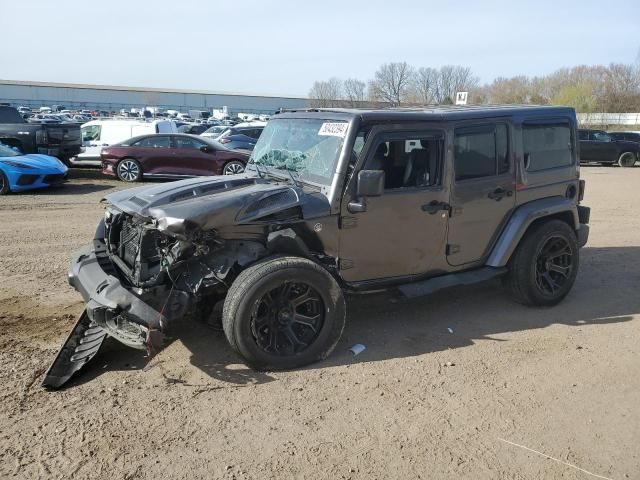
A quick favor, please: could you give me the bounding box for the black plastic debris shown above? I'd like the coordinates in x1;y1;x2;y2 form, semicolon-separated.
42;310;107;389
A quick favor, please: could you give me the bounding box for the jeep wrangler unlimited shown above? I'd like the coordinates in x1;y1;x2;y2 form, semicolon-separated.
43;105;590;388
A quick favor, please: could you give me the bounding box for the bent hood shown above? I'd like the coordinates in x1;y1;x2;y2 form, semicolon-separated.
104;174;330;236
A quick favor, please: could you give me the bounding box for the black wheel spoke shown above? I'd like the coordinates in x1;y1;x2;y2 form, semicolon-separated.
280;282;293;301
541;272;558;292
548;263;569;277
283;326;306;348
292;313;319;333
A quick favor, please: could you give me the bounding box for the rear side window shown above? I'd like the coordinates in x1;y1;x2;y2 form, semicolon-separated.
133;136;170;148
454;124;508;181
523;123;573;172
174;136;204;149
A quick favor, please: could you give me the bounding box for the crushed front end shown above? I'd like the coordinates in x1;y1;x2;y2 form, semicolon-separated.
42;175;314;388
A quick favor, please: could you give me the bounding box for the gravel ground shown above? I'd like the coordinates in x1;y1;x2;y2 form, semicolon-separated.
0;167;639;479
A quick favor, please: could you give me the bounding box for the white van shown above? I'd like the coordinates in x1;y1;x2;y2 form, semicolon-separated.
72;119;177;166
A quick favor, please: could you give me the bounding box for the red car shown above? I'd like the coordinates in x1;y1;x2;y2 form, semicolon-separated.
101;134;250;182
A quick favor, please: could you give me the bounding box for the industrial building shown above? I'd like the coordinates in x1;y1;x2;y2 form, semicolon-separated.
0;79;309;116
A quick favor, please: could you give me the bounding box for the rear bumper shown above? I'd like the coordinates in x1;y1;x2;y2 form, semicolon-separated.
68;244;167;349
578;224;589;248
577;205;590;248
38;145;81;160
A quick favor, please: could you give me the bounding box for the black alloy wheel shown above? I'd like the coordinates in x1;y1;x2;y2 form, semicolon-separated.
250;281;325;356
534;235;574;295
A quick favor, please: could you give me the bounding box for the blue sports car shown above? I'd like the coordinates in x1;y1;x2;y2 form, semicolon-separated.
0;143;68;195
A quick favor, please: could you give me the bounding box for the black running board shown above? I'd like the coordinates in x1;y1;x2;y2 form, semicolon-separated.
42;310;108;389
397;267;507;299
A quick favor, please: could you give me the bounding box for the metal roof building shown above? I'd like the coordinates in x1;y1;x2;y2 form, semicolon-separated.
0;79;310;115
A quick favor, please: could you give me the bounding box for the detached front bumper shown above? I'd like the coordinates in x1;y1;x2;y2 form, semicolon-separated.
68;244;167;349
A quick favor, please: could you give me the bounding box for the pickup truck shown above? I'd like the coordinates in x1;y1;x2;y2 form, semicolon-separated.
578;128;639;167
0;106;82;165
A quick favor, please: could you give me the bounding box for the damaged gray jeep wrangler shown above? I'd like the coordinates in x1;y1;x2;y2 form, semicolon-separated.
44;105;590;387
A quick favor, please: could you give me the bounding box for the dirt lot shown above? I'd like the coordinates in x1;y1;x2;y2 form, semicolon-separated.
1;167;639;480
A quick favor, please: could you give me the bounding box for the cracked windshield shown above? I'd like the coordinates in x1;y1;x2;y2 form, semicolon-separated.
249;118;348;185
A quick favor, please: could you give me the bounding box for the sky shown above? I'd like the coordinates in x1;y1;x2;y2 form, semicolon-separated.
1;0;638;97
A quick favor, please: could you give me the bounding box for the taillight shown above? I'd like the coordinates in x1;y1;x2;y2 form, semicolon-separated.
219;138;231;144
578;179;585;202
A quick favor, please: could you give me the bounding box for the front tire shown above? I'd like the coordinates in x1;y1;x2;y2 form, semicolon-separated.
0;171;10;195
222;160;245;175
505;220;579;306
116;158;143;182
222;256;346;370
618;152;637;168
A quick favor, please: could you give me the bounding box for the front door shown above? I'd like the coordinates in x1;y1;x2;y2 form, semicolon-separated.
169;136;212;176
338;128;449;282
447;123;515;266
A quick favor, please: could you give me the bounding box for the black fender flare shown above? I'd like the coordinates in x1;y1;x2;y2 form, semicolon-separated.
486;197;579;267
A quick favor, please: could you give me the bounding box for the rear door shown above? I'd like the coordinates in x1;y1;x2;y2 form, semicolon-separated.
131;135;173;175
447;122;515;266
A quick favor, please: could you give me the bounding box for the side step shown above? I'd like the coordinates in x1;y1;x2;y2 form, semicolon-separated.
397;267;507;299
42;310;108;389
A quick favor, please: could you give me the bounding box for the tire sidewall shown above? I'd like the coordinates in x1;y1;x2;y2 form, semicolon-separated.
229;262;345;370
525;222;579;304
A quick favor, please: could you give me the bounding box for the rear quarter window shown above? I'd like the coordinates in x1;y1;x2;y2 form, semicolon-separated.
523;123;573;172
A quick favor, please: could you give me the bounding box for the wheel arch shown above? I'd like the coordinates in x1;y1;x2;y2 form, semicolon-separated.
486;197;579;268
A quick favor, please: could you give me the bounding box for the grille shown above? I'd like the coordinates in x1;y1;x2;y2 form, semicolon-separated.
119;221;141;268
43;173;66;185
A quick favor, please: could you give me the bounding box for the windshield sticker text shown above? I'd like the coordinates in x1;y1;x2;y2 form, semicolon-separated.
318;122;348;137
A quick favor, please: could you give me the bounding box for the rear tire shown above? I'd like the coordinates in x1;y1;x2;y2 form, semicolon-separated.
505;220;579;306
222;160;245;175
0;171;10;195
116;158;143;182
618;152;637;168
222;256;346;370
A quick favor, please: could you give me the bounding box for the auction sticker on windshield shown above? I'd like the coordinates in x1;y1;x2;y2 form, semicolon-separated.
318;122;348;137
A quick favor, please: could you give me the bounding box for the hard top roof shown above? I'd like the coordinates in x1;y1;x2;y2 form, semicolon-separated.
276;104;575;122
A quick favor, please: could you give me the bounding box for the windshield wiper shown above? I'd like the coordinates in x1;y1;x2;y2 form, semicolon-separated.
284;167;301;188
249;159;265;178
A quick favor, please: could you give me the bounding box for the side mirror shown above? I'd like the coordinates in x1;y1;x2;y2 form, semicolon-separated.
356;170;385;197
348;170;385;213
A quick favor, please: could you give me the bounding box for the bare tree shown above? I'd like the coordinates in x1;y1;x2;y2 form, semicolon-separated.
435;65;479;103
343;78;366;107
308;77;344;107
412;67;439;105
369;62;414;106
